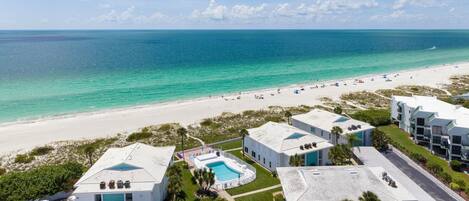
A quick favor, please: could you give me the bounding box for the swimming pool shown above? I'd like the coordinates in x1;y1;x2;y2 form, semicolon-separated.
206;161;241;181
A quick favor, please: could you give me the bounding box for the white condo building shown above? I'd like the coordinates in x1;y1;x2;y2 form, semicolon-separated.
391;95;469;163
277;166;418;201
70;143;175;201
243;122;333;171
292;109;375;146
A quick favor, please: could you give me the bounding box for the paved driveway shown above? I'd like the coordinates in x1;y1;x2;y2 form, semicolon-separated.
382;151;457;201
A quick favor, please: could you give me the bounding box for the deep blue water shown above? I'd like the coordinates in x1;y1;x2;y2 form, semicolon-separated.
1;30;469;123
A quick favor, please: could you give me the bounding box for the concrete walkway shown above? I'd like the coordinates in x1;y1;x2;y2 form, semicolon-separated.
224;147;242;152
231;184;282;199
390;146;465;201
218;190;235;201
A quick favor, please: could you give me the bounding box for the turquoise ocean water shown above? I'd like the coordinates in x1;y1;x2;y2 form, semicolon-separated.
1;30;469;123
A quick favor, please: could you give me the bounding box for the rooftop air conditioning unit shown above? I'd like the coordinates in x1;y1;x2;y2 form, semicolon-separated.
99;181;106;190
117;180;124;189
124;180;131;188
109;180;116;189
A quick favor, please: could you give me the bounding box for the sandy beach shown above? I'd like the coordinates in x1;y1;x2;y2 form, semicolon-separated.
1;62;468;154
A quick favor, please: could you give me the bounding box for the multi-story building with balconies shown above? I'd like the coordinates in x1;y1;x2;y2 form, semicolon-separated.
391;95;469;164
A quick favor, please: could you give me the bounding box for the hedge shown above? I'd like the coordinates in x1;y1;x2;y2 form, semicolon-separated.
350;109;391;126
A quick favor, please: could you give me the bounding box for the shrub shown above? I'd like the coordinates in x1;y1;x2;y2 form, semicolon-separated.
450;182;460;191
126;129;153;142
410;153;427;165
274;194;285;201
456;180;466;191
30;146;54;156
0;167;5;176
371;129;389;151
272;171;278;178
333;106;343;114
427;162;443;174
438;172;452;184
350;109;391;126
14;154;35;164
0;162;85;201
450;160;463;172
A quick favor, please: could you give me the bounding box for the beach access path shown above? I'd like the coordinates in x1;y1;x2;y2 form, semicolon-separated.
1;63;469;154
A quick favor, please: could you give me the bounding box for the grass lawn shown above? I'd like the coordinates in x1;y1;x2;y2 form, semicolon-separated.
234;187;283;201
213;139;242;150
175;163;198;201
378;125;469;186
226;150;280;195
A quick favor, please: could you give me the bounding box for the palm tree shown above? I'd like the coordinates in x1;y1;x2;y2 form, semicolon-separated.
347;133;361;150
167;165;183;201
240;129;249;157
331;126;343;145
289;154;304;167
177;127;187;160
328;144;353;165
83;144;96;167
285;111;292;125
359;191;381;201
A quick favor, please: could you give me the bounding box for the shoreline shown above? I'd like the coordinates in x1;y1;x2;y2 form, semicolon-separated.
1;62;469;154
1;60;466;127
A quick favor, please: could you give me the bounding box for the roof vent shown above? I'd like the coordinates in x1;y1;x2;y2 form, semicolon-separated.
349;171;358;175
124;180;131;188
312;171;321;176
300;145;304;150
99;181;106;190
117;180;124;189
312;142;317;147
109;180;116;189
357;125;361;129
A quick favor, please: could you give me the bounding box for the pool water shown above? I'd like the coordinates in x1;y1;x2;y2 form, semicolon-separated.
206;161;241;181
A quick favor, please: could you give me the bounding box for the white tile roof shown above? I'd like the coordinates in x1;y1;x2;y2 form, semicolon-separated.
277;166;417;201
394;95;469;127
292;109;374;135
74;143;175;193
247;122;333;155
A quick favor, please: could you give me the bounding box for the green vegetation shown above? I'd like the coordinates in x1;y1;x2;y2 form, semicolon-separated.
375;89;412;98
190;106;311;144
226;150;280;195
289;154;303;167
328;144;353;165
378;125;469;193
234;187;283;201
126;127;153;142
341;91;390;109
371;129;389;151
450;160;463;172
177;162;199;201
0;167;5;176
358;191;381;201
445;75;469;96
30;146;54;156
334;106;343;114
350;109;391;127
167;164;184;201
396;85;450;99
0;162;85;201
14;154;35;164
213;139;242;150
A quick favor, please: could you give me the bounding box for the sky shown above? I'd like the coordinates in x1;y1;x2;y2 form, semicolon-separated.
1;0;468;29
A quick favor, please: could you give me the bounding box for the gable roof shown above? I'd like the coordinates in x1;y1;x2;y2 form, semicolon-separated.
75;143;175;187
247;122;332;155
292;109;374;135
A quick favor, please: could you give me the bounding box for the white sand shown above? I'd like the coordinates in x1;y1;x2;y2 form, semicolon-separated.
1;63;468;154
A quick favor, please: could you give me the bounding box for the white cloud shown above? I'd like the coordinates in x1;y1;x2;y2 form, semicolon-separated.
273;0;378;19
191;0;227;20
370;9;423;21
392;0;445;10
94;6;167;24
231;4;267;19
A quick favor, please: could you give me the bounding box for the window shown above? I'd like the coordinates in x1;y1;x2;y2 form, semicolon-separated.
125;193;133;201
417;118;425;126
453;136;462;144
310;127;315;133
269;162;271;168
452;146;462;155
416;127;424;135
263;157;265;164
328;133;331;140
258;154;260;161
244;147;248;153
432;126;443;135
94;194;102;201
251;151;256;158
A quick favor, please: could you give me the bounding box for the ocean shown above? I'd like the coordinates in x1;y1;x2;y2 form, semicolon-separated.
1;30;469;123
